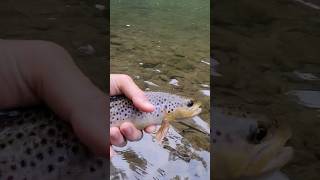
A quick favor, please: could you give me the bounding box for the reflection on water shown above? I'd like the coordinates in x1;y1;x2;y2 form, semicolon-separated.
213;0;320;179
111;0;210;179
111;126;210;179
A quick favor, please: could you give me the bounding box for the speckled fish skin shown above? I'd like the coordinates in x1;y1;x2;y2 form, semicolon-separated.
110;92;196;129
0;107;107;180
212;108;293;180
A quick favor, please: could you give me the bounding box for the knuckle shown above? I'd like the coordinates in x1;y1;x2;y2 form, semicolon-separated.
120;74;132;82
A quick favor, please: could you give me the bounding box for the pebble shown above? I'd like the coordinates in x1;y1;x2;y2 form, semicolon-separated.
78;44;95;55
134;75;140;79
95;4;105;10
201;84;209;88
153;69;161;73
293;71;319;81
200;90;210;97
287;90;320;108
144;81;159;87
201;60;210;65
293;0;320;10
169;79;179;86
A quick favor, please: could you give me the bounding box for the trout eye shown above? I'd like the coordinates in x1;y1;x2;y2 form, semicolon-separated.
187;100;194;107
247;125;267;144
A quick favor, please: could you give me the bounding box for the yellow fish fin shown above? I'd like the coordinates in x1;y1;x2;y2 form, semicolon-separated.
155;119;170;143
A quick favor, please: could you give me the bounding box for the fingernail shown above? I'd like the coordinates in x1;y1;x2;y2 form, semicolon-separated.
143;100;155;110
151;127;157;133
136;131;143;141
119;140;127;147
147;126;156;133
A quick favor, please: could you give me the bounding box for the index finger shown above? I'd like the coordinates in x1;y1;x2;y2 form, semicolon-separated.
110;74;155;112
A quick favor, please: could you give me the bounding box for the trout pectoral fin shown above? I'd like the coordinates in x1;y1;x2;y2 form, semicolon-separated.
155;120;170;143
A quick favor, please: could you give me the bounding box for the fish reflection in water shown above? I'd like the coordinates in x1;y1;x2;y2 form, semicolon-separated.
111;124;210;180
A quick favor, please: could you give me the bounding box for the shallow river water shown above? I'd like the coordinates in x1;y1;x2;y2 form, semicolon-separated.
110;0;210;179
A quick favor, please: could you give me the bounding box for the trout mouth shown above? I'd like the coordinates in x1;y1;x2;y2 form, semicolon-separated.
189;102;202;116
244;123;293;176
173;102;202;119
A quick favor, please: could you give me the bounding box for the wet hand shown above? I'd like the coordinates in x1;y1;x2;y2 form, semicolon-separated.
110;74;156;157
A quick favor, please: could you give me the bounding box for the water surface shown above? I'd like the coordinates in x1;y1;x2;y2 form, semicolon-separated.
111;0;210;179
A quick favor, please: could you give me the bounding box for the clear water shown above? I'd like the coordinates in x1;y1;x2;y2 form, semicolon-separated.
110;0;210;179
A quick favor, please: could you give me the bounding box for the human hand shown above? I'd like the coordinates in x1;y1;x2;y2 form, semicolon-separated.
0;40;107;157
110;74;156;157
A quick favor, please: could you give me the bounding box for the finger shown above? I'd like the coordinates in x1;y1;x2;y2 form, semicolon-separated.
132;96;155;113
120;122;143;141
110;74;154;112
144;125;156;134
110;127;127;147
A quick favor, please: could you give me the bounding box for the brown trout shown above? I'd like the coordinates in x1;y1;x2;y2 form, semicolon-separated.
0;107;107;180
110;92;202;141
213;107;293;180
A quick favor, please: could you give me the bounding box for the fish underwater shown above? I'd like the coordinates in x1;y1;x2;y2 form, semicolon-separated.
0;107;107;180
212;107;293;180
110;92;202;141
